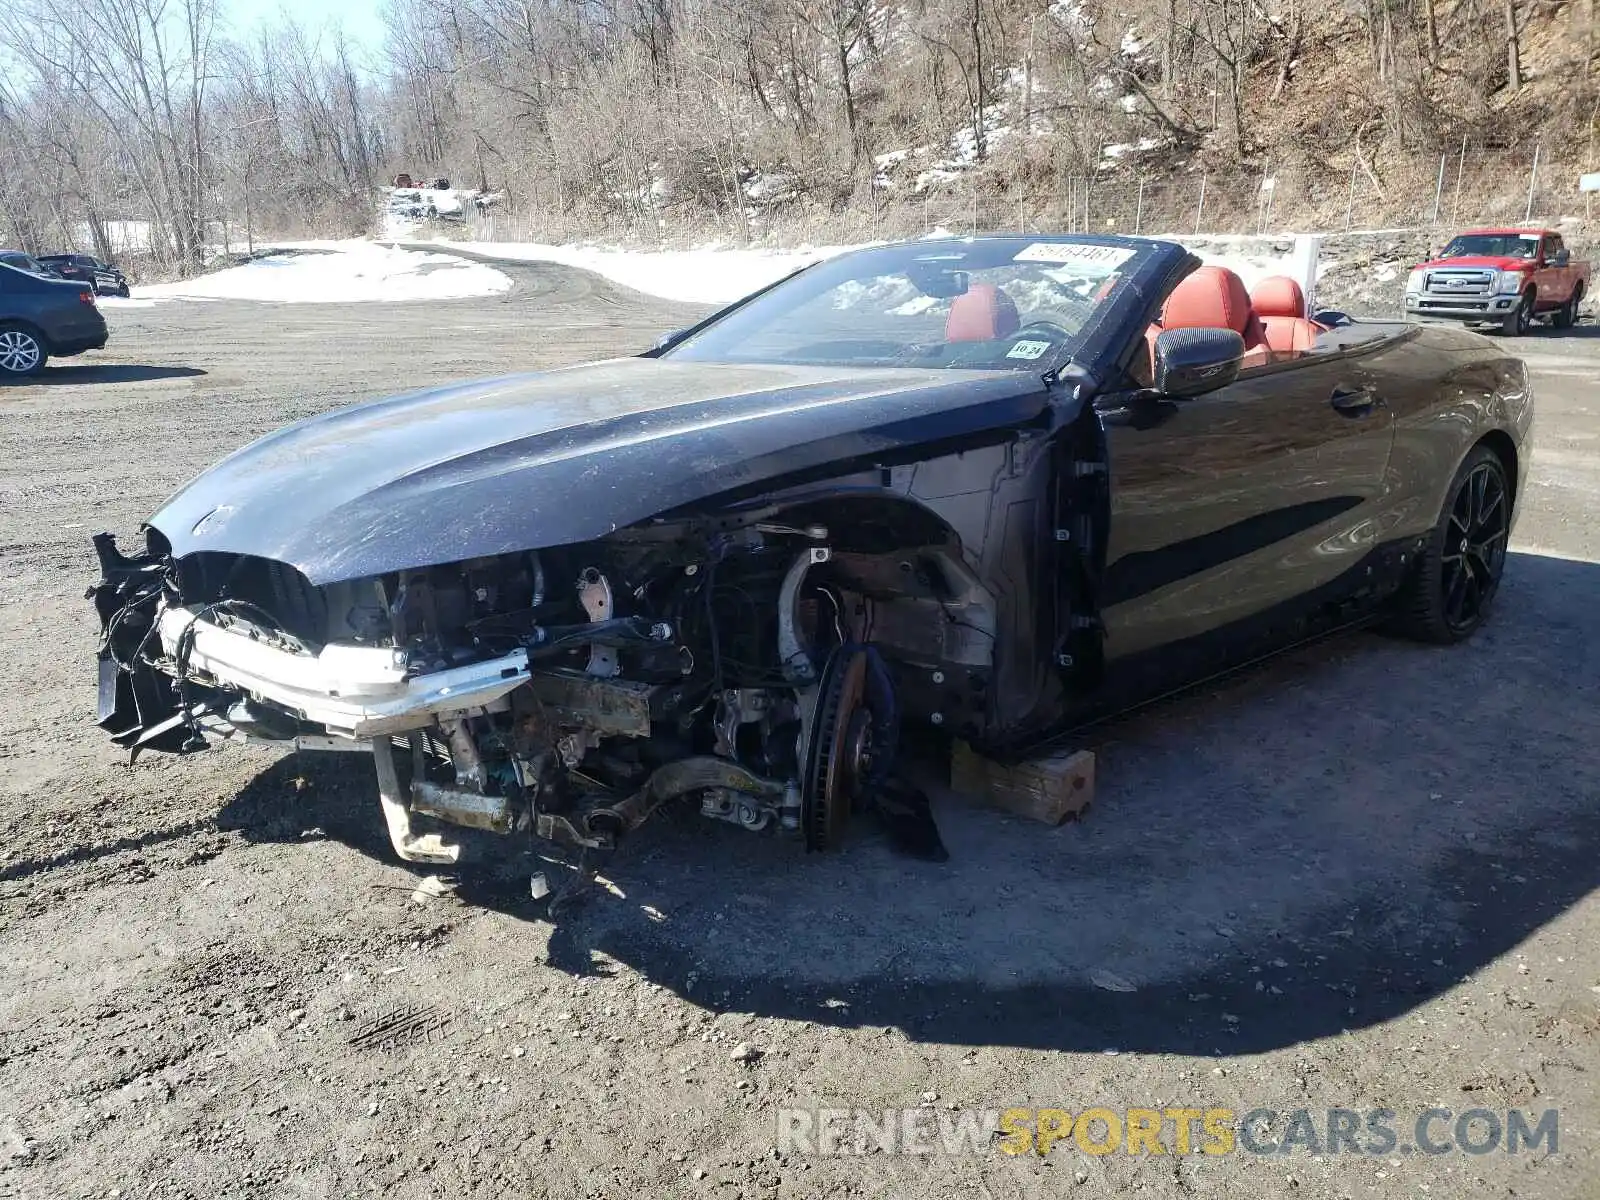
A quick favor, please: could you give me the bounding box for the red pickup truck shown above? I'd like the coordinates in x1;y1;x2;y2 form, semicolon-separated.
1403;227;1588;335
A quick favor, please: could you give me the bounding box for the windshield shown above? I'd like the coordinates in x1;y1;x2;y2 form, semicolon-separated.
1439;233;1540;260
662;237;1153;372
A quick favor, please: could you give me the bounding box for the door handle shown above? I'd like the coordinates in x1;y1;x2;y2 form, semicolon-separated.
1329;384;1379;415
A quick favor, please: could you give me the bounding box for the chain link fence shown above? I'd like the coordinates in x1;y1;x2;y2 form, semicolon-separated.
904;147;1587;242
464;144;1594;252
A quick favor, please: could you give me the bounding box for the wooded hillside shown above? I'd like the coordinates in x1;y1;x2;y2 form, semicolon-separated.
1;0;1594;269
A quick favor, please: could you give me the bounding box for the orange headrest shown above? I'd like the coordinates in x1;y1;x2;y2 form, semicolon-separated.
946;284;1020;342
1251;275;1307;319
1161;266;1255;334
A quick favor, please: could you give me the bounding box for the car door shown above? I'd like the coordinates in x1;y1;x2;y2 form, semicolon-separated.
1531;235;1553;308
1543;234;1574;306
1095;338;1396;667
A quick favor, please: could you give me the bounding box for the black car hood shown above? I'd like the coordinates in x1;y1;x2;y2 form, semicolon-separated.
150;358;1049;583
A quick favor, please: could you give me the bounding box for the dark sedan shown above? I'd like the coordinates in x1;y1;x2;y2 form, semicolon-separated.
0;250;55;276
0;260;109;377
36;253;130;297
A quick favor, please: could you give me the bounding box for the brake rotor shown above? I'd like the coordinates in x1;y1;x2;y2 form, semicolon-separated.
801;646;870;851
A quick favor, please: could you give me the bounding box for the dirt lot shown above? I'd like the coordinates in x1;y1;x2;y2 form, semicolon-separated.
1;254;1596;1200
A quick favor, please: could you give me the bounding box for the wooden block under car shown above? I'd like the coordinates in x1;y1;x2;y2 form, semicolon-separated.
949;740;1095;826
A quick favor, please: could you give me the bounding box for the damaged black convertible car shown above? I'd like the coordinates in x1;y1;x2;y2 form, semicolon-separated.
90;236;1532;868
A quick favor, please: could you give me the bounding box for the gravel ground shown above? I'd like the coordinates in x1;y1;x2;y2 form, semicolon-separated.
0;254;1596;1200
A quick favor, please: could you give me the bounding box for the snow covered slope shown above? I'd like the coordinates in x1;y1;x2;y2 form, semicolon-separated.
134;243;512;304
422;234;1302;307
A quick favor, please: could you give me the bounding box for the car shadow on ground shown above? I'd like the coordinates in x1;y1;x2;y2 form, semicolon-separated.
22;364;208;385
219;549;1600;1056
1528;320;1600;339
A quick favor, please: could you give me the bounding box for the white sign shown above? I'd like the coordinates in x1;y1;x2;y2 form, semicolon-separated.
1580;172;1600;193
1012;242;1136;268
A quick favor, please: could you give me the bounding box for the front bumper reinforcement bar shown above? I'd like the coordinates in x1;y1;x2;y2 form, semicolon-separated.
156;606;532;738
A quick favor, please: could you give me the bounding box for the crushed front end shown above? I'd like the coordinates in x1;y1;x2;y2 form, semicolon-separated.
89;511;996;867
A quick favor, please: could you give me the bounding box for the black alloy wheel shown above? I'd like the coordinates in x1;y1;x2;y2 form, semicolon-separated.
1392;445;1510;643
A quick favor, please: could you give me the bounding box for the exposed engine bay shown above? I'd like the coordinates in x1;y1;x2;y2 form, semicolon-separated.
90;506;1000;868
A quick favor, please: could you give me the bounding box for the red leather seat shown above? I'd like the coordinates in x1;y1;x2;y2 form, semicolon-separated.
1250;275;1324;355
1159;265;1272;369
1252;274;1308;318
946;284;1020;342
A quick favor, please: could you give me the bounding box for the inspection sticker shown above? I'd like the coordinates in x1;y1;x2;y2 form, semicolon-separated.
1006;339;1052;360
1013;242;1136;269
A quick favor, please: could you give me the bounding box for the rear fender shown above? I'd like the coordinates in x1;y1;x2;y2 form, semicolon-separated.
0;317;49;351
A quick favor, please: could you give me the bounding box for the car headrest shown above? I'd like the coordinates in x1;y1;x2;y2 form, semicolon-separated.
946;284;1021;342
1161;265;1256;334
1251;275;1307;319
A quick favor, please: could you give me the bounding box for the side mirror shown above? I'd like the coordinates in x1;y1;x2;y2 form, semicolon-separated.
1552;248;1571;267
1312;309;1352;327
653;329;686;351
1152;327;1245;398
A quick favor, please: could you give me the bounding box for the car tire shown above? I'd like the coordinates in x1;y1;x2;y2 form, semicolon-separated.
116;283;131;298
1389;444;1510;644
1552;284;1581;330
1497;291;1534;336
0;323;47;378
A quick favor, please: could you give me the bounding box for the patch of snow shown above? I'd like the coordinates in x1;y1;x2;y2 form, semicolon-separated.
914;166;965;192
944;125;984;169
1102;136;1165;161
372;230;1327;312
1049;0;1092;40
1120;27;1146;56
909;111;1016;191
743;172;791;203
382;210;423;239
434;240;868;305
133;242;512;304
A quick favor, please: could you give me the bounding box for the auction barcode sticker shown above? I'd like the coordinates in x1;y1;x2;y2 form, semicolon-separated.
1012;242;1136;269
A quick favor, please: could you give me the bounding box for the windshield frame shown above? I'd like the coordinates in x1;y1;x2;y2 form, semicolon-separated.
654;235;1172;378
